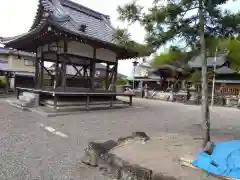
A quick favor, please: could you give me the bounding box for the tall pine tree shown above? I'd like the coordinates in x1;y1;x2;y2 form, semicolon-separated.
117;0;240;148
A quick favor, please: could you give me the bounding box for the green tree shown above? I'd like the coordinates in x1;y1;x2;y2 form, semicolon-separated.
219;38;240;71
117;0;240;148
203;37;240;71
116;78;128;85
113;28;153;56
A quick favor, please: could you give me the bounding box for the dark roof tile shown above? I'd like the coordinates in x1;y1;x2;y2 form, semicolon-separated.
188;55;227;68
215;66;235;74
58;1;115;43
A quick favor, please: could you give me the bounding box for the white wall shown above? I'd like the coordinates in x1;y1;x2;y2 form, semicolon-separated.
38;41;117;63
96;48;116;62
67;41;94;58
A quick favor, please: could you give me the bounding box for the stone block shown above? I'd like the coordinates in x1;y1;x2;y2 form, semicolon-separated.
21;92;39;107
22;92;35;98
118;132;150;145
132;131;150;142
121;164;152;180
98;153;123;179
81;140;118;166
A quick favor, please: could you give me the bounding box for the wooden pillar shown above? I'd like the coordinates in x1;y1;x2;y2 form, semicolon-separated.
90;48;96;90
16;88;20;99
105;63;109;90
40;59;44;87
61;61;67;90
86;95;90;109
54;54;59;90
5;73;9;94
129;95;133;106
35;56;39;88
53;94;58;110
112;60;118;93
61;40;67;90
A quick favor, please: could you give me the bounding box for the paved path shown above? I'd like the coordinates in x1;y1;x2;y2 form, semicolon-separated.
0;97;240;179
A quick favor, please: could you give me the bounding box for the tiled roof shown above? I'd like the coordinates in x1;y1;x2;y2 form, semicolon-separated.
2;0;116;45
188;55;227;68
215;66;235;74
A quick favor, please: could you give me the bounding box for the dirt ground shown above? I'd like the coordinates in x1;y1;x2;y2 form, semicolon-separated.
1;97;240;179
111;133;222;180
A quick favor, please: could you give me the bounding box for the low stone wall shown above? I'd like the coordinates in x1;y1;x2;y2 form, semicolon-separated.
81;132;177;180
151;90;240;110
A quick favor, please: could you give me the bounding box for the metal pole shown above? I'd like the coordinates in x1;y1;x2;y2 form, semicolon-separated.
211;47;218;107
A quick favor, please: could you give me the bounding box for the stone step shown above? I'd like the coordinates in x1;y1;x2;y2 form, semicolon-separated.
42;100;126;109
19;95;35;103
42;99;124;107
22;92;36;98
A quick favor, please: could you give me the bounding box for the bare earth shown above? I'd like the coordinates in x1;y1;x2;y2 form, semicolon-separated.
1;97;240;179
111;133;218;180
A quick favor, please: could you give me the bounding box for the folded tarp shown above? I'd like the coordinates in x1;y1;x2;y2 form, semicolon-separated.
192;140;240;179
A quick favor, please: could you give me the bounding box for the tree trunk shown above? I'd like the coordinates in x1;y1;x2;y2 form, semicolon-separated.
199;1;210;148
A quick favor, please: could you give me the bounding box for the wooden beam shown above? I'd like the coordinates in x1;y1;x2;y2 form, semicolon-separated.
61;61;67;89
62;54;84;78
61;40;67;90
40;58;44;87
54;54;59;89
35;48;39;88
39;61;52;76
58;52;116;65
90;48;96;90
107;66;115;90
71;66;84;79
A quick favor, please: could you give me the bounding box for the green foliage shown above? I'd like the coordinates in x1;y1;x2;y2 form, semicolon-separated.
116;78;128;85
112;28;131;45
151;45;199;70
191;71;202;85
190;70;214;85
113;28;153;56
219;39;240;71
117;0;240;50
0;76;7;85
151;46;182;67
203;38;240;71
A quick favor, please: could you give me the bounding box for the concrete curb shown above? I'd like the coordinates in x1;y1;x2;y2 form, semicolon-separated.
81;132;178;180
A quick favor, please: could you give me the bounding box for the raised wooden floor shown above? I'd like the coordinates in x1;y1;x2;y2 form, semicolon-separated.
16;87;134;110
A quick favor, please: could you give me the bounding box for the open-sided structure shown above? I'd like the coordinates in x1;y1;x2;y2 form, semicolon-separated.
1;0;137;109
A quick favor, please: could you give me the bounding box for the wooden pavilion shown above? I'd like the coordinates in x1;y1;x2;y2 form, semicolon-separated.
1;0;137;109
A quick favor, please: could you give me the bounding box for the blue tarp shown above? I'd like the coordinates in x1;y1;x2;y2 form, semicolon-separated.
192;140;240;179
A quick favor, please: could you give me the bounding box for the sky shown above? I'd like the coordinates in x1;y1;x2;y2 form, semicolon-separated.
0;0;239;76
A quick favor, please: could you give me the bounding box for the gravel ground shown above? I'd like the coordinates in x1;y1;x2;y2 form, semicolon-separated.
1;97;240;179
